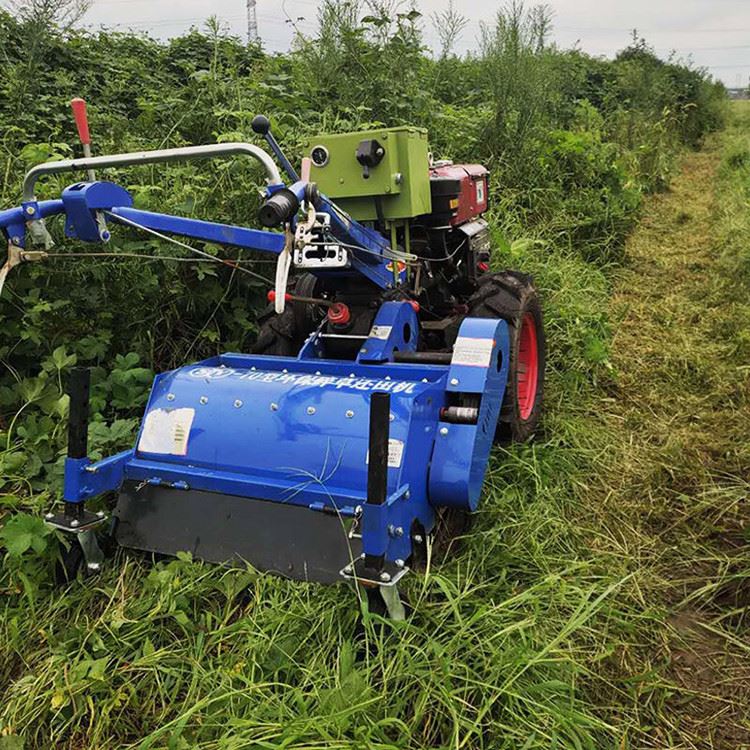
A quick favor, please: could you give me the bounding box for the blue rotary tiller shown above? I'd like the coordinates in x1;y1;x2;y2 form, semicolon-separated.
1;100;545;613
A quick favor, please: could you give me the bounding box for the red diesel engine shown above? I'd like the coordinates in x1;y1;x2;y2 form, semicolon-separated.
428;163;489;226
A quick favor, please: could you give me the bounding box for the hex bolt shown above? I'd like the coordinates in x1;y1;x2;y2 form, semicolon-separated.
167;393;175;401
307;406;316;415
25;206;34;215
360;348;367;354
450;378;459;386
199;396;208;405
389;413;395;422
395;526;404;537
346;410;354;418
70;519;80;528
413;534;424;544
380;571;391;582
234;400;243;408
96;510;105;518
45;512;54;520
395;559;405;568
440;427;449;436
270;402;279;411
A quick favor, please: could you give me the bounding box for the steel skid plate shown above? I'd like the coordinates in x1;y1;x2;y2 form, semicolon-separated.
114;481;362;584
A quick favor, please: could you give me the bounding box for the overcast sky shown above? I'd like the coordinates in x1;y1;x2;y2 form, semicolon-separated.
80;0;750;87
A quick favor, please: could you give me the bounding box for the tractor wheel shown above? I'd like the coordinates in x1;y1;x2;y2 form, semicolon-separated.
467;271;545;443
251;274;323;356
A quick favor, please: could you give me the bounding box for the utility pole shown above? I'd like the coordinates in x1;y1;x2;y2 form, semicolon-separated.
247;0;259;44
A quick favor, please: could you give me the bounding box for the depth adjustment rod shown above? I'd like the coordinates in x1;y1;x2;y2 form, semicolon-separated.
66;366;91;521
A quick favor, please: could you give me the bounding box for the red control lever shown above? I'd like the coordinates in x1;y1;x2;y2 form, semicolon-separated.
70;98;91;146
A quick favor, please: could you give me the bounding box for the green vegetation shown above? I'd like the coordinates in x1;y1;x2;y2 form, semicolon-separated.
1;2;746;748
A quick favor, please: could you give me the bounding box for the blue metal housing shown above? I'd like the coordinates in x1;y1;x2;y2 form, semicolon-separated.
62;310;509;569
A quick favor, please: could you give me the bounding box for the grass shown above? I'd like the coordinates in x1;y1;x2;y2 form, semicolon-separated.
1;105;750;749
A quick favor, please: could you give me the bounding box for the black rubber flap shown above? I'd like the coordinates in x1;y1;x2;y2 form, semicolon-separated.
114;481;361;584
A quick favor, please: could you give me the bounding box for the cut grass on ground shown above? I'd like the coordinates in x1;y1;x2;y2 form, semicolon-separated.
1;106;749;749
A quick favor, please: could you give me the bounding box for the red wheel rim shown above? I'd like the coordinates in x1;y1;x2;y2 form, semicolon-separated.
516;312;539;421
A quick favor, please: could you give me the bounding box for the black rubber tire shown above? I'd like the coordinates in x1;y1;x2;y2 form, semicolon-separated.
466;270;545;443
251;274;322;356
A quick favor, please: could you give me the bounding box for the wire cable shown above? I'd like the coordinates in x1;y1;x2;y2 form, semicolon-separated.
103;211;274;285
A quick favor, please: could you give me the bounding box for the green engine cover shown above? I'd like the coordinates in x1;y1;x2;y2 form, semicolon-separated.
305;126;432;222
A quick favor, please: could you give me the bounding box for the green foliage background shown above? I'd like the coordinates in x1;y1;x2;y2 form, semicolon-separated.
0;2;732;748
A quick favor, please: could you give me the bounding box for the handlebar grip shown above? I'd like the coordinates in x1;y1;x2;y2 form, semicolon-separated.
70;98;91;145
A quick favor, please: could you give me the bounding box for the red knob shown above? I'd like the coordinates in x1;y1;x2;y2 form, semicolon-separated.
409;300;420;313
327;302;351;326
70;98;91;145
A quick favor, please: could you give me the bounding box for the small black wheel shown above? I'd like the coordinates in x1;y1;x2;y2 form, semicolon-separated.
466;271;545;442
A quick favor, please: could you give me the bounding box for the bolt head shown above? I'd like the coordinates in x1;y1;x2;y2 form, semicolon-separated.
270;402;279;411
45;512;54;520
96;510;105;518
440;427;449;436
167;393;175;401
25;206;34;215
379;571;391;582
395;559;405;568
450;377;459;386
389;413;395;422
413;534;424;544
70;519;80;528
395;526;404;537
346;410;354;418
87;562;101;572
307;406;316;415
234;399;243;408
344;564;353;574
404;490;410;500
199;396;208;405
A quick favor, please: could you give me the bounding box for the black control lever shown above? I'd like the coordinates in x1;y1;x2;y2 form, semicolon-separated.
356;138;385;179
252;114;299;182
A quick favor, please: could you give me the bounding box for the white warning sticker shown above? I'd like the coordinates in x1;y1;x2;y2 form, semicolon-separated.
476;178;485;205
452;337;494;368
369;325;392;340
138;407;195;456
366;439;405;469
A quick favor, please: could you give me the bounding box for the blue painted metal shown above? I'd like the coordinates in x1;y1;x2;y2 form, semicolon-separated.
357;301;419;363
0;199;65;246
63;449;133;502
429;318;510;511
64;315;510;567
110;206;288;255
63;181;132;241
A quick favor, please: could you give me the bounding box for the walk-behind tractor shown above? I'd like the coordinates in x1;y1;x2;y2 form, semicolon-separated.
1;100;545;617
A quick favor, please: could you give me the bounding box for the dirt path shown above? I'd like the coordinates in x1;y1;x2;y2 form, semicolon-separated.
600;139;750;747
